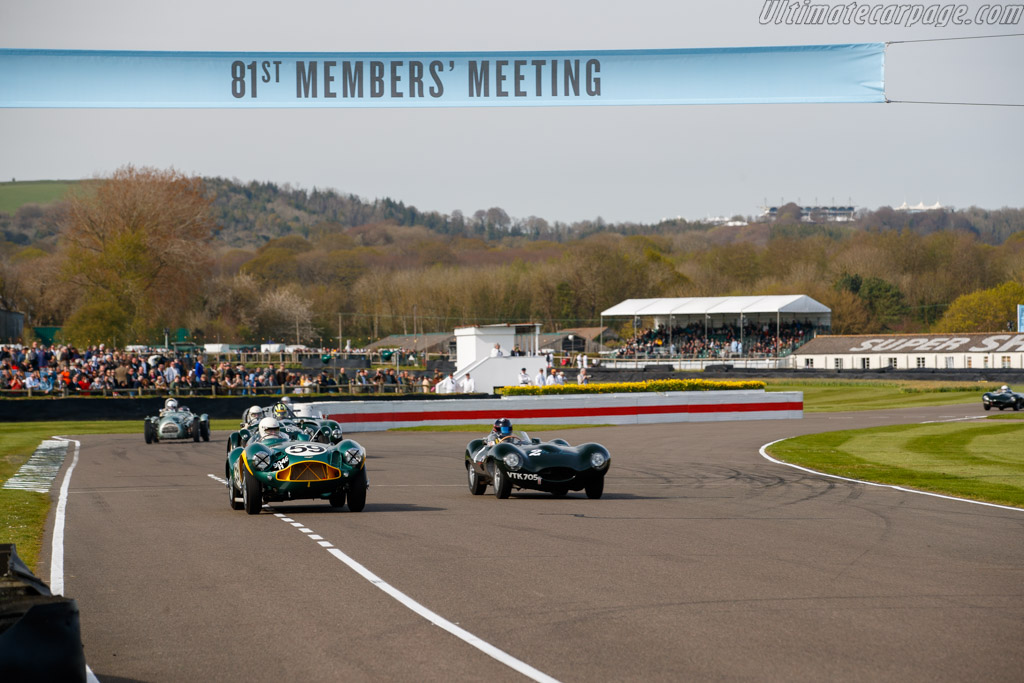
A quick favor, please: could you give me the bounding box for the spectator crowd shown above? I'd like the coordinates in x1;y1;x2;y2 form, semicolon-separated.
0;342;491;396
0;342;348;396
612;320;818;360
1;338;607;397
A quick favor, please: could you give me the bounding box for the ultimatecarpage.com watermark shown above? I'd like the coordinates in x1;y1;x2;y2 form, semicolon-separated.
759;1;1024;26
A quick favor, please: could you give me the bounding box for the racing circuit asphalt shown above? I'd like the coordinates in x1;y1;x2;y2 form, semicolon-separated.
39;404;1024;682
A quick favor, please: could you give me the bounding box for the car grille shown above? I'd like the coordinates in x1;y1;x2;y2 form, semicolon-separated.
276;461;340;482
160;424;178;435
537;467;578;483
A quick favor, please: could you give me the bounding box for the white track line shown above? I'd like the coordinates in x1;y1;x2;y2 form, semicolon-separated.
919;415;989;424
50;437;101;683
210;474;560;682
50;438;80;596
759;438;1024;512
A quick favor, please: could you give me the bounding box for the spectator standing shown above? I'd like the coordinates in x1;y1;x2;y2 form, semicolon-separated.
164;361;180;391
275;363;289;388
534;368;546;387
436;373;456;394
545;368;557;386
459;373;475;393
24;371;41;393
39;368;55;393
577;368;589;385
114;362;129;388
518;368;531;385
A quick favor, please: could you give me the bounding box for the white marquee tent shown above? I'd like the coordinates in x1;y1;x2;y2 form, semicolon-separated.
600;295;832;349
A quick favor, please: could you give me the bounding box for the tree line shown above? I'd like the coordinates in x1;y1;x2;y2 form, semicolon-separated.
0;167;1022;348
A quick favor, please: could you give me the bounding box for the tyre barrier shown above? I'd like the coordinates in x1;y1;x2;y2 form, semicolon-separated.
0;544;86;683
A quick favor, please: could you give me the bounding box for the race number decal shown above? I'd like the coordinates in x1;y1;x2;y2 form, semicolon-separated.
284;443;328;457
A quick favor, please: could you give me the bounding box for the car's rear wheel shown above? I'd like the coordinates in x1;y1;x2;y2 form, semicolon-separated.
228;476;243;511
144;421;153;444
192;422;200;441
1015;401;1022;411
347;469;368;512
585;477;605;499
242;468;262;515
201;421;211;441
467;465;487;495
492;465;511;499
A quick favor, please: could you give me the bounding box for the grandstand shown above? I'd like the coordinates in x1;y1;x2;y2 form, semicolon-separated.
600;295;831;365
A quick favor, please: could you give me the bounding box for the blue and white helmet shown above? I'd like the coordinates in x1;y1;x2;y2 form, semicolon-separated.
493;417;512;436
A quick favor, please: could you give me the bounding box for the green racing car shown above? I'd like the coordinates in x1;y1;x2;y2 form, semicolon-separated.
226;416;368;514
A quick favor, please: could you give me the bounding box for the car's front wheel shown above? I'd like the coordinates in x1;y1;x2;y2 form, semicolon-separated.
201;421;211;441
144;421;153;444
329;490;346;508
1015;401;1022;412
492;465;511;499
242;468;262;515
467;465;487;495
347;469;368;512
984;404;991;411
550;486;569;498
228;476;243;511
585;477;605;499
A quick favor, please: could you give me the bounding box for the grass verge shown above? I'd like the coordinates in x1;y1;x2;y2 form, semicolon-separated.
765;417;1024;508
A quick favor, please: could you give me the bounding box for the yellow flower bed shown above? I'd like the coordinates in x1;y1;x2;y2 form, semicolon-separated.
498;379;766;396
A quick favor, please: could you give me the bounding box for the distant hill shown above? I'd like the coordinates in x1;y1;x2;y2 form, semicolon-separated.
2;178;1022;250
0;180;83;214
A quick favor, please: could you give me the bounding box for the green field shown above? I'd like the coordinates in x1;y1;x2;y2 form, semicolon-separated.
764;378;985;412
766;416;1024;508
0;179;84;214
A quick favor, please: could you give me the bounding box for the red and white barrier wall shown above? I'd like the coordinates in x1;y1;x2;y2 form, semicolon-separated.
296;390;803;432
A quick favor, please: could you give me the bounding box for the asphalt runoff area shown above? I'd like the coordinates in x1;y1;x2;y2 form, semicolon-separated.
41;404;1024;682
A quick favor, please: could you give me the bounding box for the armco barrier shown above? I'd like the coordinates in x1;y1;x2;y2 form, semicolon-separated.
297;390;803;432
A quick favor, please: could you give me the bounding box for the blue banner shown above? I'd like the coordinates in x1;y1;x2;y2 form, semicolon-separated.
1018;304;1024;333
0;44;884;108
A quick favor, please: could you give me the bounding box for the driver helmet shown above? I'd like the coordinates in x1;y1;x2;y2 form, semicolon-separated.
281;396;292;405
273;403;289;419
164;398;178;411
1001;385;1010;392
247;405;263;423
493;417;513;437
258;417;282;439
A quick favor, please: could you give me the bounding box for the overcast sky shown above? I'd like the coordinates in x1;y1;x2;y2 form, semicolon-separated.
1;0;1022;224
